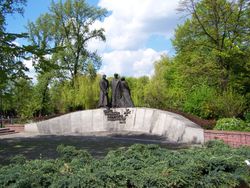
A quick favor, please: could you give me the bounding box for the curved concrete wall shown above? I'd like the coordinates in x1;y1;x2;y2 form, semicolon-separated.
25;108;204;144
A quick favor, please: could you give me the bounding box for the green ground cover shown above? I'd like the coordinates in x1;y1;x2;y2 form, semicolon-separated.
0;140;249;187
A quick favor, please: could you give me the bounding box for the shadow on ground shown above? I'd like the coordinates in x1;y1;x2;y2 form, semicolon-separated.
0;134;188;165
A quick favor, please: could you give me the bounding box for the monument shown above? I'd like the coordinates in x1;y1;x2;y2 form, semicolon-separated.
24;107;204;144
98;74;109;108
119;77;134;107
24;73;204;145
99;73;134;108
111;73;121;108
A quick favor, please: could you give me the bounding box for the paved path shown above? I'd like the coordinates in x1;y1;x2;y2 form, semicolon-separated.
0;132;188;165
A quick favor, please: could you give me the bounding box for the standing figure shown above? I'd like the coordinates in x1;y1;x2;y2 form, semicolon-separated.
111;73;121;107
120;77;134;107
98;74;109;108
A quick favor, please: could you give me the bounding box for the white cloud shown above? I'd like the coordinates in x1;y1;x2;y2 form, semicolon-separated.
88;0;181;77
23;59;37;82
97;0;180;50
99;48;167;77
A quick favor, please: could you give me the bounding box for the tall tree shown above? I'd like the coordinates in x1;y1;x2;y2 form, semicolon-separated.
0;0;30;121
27;0;107;81
27;13;58;116
175;0;250;91
0;0;28;91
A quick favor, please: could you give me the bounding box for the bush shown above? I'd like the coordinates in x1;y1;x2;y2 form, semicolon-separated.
56;145;92;163
0;144;249;187
214;90;246;118
214;118;250;132
244;111;250;123
9;154;26;165
183;84;217;119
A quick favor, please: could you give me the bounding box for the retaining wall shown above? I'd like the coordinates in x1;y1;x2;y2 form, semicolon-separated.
25;108;204;144
205;130;250;147
5;124;24;132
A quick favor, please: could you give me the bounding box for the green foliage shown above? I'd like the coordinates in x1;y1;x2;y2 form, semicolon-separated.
0;159;62;187
0;0;43;93
183;85;246;119
0;143;249;187
176;0;250;91
143;55;188;110
214;90;246;118
27;0;107;80
171;0;250;119
214;118;250;132
9;154;26;165
244;111;250;123
11;78;35;119
126;76;149;107
2;0;250;123
49;75;100;113
184;84;216;119
204;139;230;148
57;145;92;163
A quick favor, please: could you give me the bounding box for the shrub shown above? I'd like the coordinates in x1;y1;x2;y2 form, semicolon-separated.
183;84;217;119
205;139;230;148
214;118;250;132
9;154;26;165
0;144;249;187
214;90;246;118
244;110;250;123
56;145;92;163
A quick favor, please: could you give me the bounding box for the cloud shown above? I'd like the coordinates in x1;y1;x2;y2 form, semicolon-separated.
99;48;167;77
23;59;37;82
88;0;181;77
97;0;180;50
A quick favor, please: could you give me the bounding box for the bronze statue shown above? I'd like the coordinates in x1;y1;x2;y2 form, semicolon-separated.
111;73;122;107
98;73;134;108
119;77;134;107
98;74;109;108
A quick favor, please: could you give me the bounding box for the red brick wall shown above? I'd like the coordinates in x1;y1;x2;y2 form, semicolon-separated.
204;130;250;147
5;124;24;133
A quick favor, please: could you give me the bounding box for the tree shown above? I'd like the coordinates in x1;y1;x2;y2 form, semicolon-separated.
12;78;35;119
175;0;250;91
27;13;59;74
33;73;54;116
0;0;29;91
143;55;185;109
126;76;149;107
0;0;26;29
26;0;107;116
27;0;107;81
0;0;31;121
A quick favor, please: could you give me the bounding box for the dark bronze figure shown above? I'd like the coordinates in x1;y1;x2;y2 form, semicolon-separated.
119;77;134;107
98;74;109;108
111;73;122;107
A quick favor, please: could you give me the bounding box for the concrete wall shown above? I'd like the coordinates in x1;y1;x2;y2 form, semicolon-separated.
25;108;204;144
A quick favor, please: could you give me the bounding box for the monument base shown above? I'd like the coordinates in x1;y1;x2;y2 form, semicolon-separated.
25;108;204;144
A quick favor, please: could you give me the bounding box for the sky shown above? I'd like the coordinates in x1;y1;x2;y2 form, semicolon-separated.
6;0;184;78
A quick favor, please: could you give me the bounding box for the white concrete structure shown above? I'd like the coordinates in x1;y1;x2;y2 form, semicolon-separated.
25;108;204;144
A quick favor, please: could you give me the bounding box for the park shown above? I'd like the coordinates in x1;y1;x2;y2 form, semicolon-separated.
0;0;250;187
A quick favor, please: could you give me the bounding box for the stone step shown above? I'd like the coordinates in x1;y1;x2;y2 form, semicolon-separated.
0;131;16;136
0;128;16;136
0;128;10;133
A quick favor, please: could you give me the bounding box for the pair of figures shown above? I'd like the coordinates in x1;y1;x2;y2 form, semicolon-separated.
98;73;134;108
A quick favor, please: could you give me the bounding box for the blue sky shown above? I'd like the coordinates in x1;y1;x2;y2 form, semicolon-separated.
6;0;183;77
